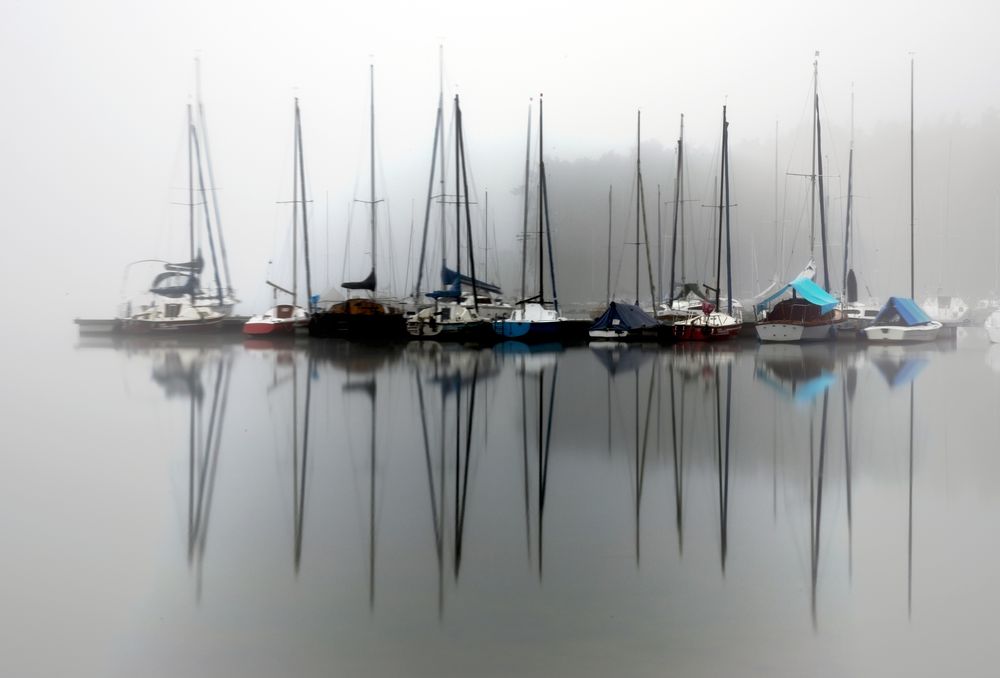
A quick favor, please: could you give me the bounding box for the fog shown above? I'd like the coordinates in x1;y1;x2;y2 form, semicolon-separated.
3;0;1000;324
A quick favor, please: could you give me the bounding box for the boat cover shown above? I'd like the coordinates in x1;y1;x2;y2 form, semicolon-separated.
754;277;838;315
872;355;929;388
442;266;502;295
589;301;659;332
873;296;932;326
426;276;462;300
150;271;200;298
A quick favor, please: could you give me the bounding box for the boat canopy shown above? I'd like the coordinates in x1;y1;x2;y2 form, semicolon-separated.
441;266;502;295
150;271;200;298
589;301;659;332
754;277;837;315
872;296;932;326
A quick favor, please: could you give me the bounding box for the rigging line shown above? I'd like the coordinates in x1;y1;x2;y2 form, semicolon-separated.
404;198;415;301
195;73;233;293
190;123;224;305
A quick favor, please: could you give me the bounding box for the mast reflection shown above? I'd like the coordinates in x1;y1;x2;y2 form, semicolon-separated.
151;346;233;602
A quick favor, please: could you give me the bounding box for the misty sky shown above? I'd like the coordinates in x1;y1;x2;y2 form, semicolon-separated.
3;0;999;320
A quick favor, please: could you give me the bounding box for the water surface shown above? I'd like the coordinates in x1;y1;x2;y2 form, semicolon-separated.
4;330;1000;677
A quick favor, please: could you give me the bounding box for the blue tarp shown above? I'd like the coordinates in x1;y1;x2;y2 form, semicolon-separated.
873;296;933;326
589;301;660;331
754;277;838;315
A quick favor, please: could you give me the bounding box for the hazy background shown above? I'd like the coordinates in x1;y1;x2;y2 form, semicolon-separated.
3;0;1000;324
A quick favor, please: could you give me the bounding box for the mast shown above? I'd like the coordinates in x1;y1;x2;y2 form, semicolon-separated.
843;86;855;299
810;54;818;260
439;50;447;289
537;95;545;303
910;56;915;298
187;103;195;302
520;99;532;303
606;186;612;305
724;108;733;315
483;190;488;283
669;115;683;308
637;113;656;310
296;99;313;310
413;54;444;301
715;106;726;310
816;82;831;292
538;95;559;314
454;95;462;284
292;100;300;305
657;183;662;304
191;122;224;305
635;110;641;305
195;58;233;297
456;97;480;312
369;64;377;296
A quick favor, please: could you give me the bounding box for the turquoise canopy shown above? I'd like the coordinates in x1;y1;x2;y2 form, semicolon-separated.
754;277;838;315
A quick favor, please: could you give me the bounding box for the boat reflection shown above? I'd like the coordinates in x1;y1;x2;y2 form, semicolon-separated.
150;346;234;601
76;334;968;625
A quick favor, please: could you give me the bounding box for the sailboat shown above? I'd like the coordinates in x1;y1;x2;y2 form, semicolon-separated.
309;65;406;342
406;94;501;343
494;95;580;343
589;110;664;342
674;105;743;341
120;72;237;333
755;56;844;342
244;98;313;336
863;58;942;343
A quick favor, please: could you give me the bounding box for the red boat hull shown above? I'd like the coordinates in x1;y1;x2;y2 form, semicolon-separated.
672;323;742;342
242;320;304;336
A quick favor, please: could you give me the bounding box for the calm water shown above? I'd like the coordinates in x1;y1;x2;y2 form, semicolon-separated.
5;328;1000;677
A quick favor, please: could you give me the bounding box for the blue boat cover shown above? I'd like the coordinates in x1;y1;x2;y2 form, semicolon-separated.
755;367;836;404
872;356;929;388
873;296;932;326
426;276;462;300
754;277;838;314
442;266;502;295
589;301;659;331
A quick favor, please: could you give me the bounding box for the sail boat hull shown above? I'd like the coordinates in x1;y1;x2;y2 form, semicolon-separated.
673;311;742;342
243;305;309;335
862;321;942;343
756;321;838;342
309;299;406;342
121;301;227;333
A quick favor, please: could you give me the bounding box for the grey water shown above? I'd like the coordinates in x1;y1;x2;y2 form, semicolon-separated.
5;330;1000;677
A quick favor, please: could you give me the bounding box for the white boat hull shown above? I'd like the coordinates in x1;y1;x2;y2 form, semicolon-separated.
985;310;1000;343
755;322;836;343
862;321;943;343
